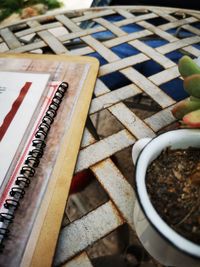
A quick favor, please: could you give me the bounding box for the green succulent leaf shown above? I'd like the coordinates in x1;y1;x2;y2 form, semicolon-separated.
183;109;200;128
172;98;200;119
178;56;200;78
184;74;200;98
190;96;200;101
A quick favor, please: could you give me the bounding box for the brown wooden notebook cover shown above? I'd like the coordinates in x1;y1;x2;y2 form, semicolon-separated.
0;53;99;267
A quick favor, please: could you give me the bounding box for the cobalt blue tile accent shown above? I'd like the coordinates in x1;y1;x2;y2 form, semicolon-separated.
111;43;140;58
99;71;131;90
142;39;169;48
120;23;144;33
160;78;189;101
134;60;164;76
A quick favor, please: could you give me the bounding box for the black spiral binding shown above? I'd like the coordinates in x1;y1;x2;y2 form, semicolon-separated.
0;82;68;248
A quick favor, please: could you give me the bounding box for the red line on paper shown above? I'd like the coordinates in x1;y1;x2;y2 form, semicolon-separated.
0;83;59;208
0;82;32;142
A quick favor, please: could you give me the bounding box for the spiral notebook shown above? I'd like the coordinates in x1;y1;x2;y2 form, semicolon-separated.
0;53;99;267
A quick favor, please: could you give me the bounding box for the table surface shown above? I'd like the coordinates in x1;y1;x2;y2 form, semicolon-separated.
0;5;200;267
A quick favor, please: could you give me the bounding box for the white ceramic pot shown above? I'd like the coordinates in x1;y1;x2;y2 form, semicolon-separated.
132;129;200;267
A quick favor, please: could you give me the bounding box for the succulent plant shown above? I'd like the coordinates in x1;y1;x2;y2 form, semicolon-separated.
172;55;200;128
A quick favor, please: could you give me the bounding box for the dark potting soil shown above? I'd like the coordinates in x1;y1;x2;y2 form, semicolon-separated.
146;147;200;245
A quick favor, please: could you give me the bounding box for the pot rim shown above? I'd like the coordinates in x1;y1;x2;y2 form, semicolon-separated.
135;129;200;258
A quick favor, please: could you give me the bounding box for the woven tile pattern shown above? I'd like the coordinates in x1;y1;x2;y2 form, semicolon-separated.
1;6;200;266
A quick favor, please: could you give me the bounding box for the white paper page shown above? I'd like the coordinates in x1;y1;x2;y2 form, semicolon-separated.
0;81;60;211
0;71;50;188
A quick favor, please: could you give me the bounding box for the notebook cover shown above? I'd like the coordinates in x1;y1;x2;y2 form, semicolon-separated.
0;53;99;267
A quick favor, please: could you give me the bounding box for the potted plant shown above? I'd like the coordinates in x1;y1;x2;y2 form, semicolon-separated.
0;0;62;22
132;56;200;267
